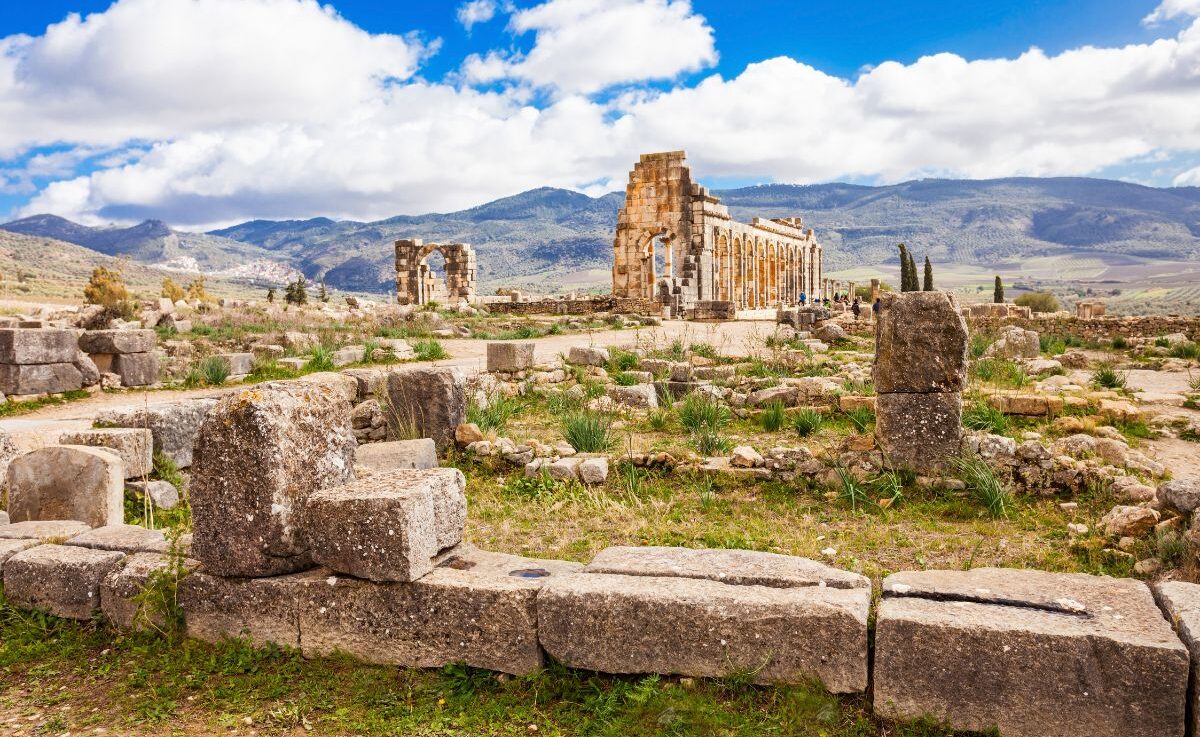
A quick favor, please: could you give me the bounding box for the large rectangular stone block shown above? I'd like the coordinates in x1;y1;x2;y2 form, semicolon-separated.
486;342;535;372
0;538;40;576
304;468;466;582
1155;581;1200;737
0;520;91;541
59;427;152;479
0;328;78;364
78;329;155;355
0;362;83;395
66;524;168;554
179;569;308;648
540;547;871;691
875;391;962;473
383;367;465;451
112;352;159;386
190;382;357;577
300;547;581;675
101;551;197;630
875;568;1188;737
95;398;218;468
873;292;968;393
354;438;438;472
4;544;125;619
6;445;125;527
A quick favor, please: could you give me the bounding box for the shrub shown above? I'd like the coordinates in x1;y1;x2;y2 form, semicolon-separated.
692;429;733;456
969;333;993;359
972;357;1028;388
677;393;730;433
612;372;638;386
607;348;639;372
962;401;1009;434
1039;335;1067;356
792;407;824;437
561;411;616;453
1014;292;1060;313
198;355;231;386
1091;362;1127;390
1170;342;1200;360
307;345;335;372
413;338;449;361
186;277;214;304
954;454;1011;518
181;366;204;389
689;343;718;359
760;400;787;432
161;278;185;302
1155;337;1171;348
647;408;673;432
84;266;130;307
467;393;521;434
1111;336;1128;350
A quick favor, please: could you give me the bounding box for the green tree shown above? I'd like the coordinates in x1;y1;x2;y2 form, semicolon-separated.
161;278;184;302
897;243;912;292
994;276;1005;304
923;256;934;291
318;279;329;303
907;252;918;292
84;266;130;308
1014;291;1060;313
266;287;276;303
284;276;308;305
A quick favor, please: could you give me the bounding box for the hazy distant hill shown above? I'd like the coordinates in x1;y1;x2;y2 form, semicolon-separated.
6;177;1200;295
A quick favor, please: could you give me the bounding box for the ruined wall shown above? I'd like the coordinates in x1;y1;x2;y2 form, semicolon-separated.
484;296;661;317
395;239;477;306
612;152;824;317
967;314;1200;342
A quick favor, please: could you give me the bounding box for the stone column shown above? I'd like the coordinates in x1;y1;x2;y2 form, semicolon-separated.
872;292;968;473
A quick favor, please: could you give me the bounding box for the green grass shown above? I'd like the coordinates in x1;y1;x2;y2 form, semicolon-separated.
760;400;788;432
306;345;335;372
1091;363;1127;390
792;408;825;437
1169;342;1200;360
955;454;1012;518
678;394;731;433
199;355;231;385
413;338;450;361
962;401;1009;435
606;347;640;372
467;393;522;435
971;358;1028;389
842;407;875;433
561;411;616;452
612;371;638;386
0;389;91;418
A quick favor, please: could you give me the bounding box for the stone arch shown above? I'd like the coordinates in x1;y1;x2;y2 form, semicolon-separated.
395;238;477;306
717;231;731;302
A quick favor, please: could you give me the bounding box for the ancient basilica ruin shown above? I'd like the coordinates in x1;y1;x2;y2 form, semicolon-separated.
612;151;827;318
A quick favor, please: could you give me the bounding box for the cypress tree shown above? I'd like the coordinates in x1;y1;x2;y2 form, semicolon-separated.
907;252;918;292
923;256;934;291
897;244;909;292
994;276;1004;304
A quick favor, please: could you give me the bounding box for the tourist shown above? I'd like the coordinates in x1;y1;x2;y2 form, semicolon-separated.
852;298;861;319
872;297;881;315
799;291;807;305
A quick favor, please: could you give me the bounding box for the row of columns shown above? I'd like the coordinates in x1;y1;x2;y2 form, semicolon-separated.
710;234;822;310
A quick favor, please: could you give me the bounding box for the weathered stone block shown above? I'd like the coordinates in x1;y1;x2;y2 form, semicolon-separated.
59;427;152;479
190;382;357;577
300;547;581;675
874;292;968;393
607;384;657;409
6;445;125;527
0;362;83;395
112;352;159;386
95;398;218;468
0;328;78;364
539;572;869;690
304;469;466;582
875;392;961;472
487;342;535;372
383;367;466;451
179;569;307;648
568;346;609;367
354;438;438;472
101;551;196;630
585;545;869;589
78;329;156;355
4;544;125;619
0;538;39;575
127;479;180;510
66;524;168;554
0;520;91;541
875;568;1188;737
1155;581;1200;737
217;352;254;376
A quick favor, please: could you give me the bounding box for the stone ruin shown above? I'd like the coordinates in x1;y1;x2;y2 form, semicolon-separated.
395;238;477;306
612;151;825;318
0;326;159;398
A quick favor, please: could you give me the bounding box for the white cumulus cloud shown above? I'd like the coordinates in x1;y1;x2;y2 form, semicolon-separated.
1175;165;1200;185
463;0;717;94
457;0;497;31
1145;0;1200;25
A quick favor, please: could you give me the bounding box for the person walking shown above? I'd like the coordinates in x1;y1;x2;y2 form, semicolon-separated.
872;297;881;316
799;291;807;306
852;298;861;320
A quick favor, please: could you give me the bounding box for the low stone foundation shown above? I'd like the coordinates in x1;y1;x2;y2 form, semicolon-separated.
483;295;661;317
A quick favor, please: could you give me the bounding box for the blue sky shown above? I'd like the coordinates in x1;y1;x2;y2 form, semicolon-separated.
1;0;1198;227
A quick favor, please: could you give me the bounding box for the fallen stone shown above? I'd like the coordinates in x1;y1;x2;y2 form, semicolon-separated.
838;395;876;412
874;292;969;394
0;538;39;576
487;342;535;372
568;346;609;367
79;329;156;354
1154;581;1200;737
354;438;438;472
0;328;77;364
747;385;798;408
455;422;485;447
300;547;582;675
179;569;307;648
58;427;152;479
65;524;168;554
1159;479;1200;515
548;457;581;482
983;325;1041;359
4;544;125;619
74;351;100;387
101;552;196;630
875;392;961;472
988;393;1064;416
6;445;125;527
814;322;846;343
0;362;83;395
217;352;254;376
332;346;360;367
304;468;466;582
1098;505;1160;538
729;446;764;468
111;352;160;386
383;367;466;451
127;480;180;510
577;457;609;485
190;382;357;577
538;556;870;690
95;398;218;468
875;568;1188;737
0;520;90;541
608;384;658;409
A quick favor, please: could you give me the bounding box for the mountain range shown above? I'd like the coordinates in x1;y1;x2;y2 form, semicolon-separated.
4;177;1199;296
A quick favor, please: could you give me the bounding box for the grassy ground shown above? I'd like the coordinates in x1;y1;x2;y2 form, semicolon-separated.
0;597;974;737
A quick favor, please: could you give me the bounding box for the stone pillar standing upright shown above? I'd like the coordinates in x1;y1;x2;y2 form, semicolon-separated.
872;292;968;472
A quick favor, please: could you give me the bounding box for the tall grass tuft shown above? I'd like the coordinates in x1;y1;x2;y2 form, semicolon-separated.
692;429;733;456
562;411;616;453
954;454;1012;518
843;406;875;433
307;345;335;372
413;338;449;361
962;401;1009;434
836;467;869;511
677;393;730;433
760;400;787;432
467;393;521;435
1091;362;1127;390
199;355;231;386
792;407;824;437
